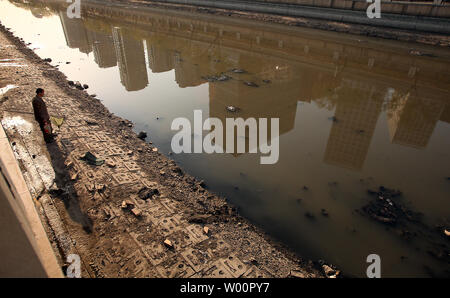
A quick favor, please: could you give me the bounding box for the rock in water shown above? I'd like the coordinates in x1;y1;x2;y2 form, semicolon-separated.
137;131;147;140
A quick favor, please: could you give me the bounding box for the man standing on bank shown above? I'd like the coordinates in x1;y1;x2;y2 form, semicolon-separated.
32;88;54;143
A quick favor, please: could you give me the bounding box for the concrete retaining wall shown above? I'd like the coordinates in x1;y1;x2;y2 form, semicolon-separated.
0;126;63;278
254;0;450;18
145;0;450;34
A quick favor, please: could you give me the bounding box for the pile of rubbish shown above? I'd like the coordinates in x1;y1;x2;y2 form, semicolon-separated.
361;186;420;225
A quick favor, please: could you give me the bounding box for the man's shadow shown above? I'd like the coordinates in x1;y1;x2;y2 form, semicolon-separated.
45;140;93;234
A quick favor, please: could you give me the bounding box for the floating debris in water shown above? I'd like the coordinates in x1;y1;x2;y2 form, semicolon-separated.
217;74;231;81
244;81;259;87
409;49;437;57
226;106;239;112
202;74;231;82
304;212;315;220
328;116;338;123
137;131;147;140
231;68;246;74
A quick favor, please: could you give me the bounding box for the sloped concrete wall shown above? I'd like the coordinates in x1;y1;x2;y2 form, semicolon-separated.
0;126;63;278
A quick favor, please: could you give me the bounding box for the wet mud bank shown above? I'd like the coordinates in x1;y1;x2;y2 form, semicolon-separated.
0;22;335;278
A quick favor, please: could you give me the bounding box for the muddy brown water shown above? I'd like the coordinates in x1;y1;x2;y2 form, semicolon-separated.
1;0;449;277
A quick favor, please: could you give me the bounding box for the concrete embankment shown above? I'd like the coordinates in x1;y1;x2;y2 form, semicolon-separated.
138;0;450;34
0;23;331;278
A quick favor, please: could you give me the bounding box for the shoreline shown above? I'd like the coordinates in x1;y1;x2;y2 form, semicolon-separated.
0;20;334;278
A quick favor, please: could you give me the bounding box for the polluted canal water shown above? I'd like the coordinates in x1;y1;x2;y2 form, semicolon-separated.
0;0;449;277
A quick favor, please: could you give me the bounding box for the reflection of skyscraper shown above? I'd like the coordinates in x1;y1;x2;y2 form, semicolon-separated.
59;11;91;54
91;30;117;68
174;55;204;88
112;27;148;91
146;41;173;73
387;93;445;148
324;83;383;171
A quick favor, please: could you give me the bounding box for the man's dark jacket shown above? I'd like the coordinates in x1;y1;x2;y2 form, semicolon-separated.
32;95;50;124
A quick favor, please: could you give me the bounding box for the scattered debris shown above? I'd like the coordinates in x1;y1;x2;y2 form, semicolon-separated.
202;74;231;82
74;81;84;90
85;120;98;126
304;212;315;220
203;226;210;235
137;186;159;200
43;58;52;62
80;151;105;166
322;264;340;278
96;184;106;192
70;172;78;181
226;106;239;112
121;200;134;209
137;131;147;140
289;270;305;278
243;81;259;87
188;214;211;224
152;148;158;152
409;49;437;57
131;208;142;217
83;84;89;89
231;68;246;73
321;209;329;217
328;116;338;123
217;74;231;81
163;239;173;249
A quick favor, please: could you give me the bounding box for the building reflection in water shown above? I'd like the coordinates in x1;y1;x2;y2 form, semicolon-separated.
53;1;450;171
387;91;446;149
112;27;149;91
324;83;383;171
